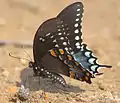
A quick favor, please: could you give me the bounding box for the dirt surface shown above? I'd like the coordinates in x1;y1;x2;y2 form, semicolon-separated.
0;0;120;103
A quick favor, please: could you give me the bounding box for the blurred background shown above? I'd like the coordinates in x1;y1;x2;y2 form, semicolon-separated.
0;0;120;103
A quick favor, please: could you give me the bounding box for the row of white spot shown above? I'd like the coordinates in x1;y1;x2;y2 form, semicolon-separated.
39;33;55;42
35;66;65;85
56;21;71;53
81;45;96;64
74;6;83;49
45;70;65;85
52;37;71;54
39;37;45;42
46;33;54;38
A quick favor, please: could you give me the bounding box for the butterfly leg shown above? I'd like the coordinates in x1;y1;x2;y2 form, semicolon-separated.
38;77;41;85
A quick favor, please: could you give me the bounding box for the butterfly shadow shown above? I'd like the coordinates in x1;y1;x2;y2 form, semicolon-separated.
19;67;85;93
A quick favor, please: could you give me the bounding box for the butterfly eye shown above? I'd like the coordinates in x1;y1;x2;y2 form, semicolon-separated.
28;61;34;68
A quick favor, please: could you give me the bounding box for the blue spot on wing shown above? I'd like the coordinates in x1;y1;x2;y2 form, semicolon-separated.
72;44;112;74
73;49;91;70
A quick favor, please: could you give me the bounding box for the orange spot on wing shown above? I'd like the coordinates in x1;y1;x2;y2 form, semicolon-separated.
59;49;64;54
70;71;75;78
75;61;79;66
67;55;72;60
85;76;89;81
50;50;57;57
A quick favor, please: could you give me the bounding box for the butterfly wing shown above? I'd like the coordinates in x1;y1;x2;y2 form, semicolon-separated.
33;15;93;84
33;2;112;85
33;2;84;65
49;33;94;84
57;2;84;53
49;47;94;84
33;2;94;84
33;18;59;65
33;18;71;79
56;2;112;74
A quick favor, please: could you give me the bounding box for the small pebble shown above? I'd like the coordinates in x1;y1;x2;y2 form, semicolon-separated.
99;98;118;103
40;92;48;99
18;85;30;100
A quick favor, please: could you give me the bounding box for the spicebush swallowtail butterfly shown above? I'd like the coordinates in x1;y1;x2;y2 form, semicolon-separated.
29;2;112;87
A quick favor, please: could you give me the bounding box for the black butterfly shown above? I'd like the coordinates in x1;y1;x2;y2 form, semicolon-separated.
29;2;112;87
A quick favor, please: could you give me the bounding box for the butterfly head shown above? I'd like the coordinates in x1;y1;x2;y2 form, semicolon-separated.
28;61;35;68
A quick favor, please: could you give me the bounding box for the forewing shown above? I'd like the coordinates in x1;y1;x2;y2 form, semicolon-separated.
57;2;84;53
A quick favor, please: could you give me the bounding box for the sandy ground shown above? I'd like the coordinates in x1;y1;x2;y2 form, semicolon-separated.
0;0;120;103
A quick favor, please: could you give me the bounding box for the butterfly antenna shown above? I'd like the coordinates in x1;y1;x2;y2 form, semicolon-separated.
9;52;31;62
